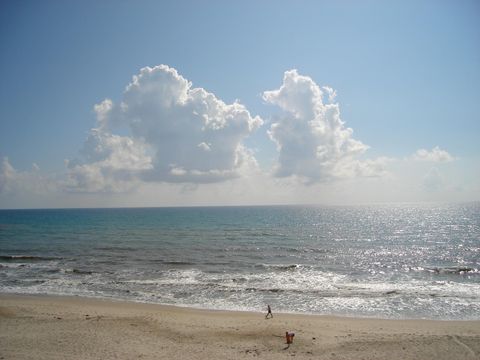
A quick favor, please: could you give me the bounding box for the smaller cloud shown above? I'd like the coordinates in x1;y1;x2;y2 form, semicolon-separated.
412;146;454;163
262;69;384;183
0;157;57;195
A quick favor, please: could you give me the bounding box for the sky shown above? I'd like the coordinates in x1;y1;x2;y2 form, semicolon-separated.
0;0;479;208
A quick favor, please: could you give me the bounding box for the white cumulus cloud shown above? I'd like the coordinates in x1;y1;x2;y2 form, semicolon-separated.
68;65;263;191
412;146;454;163
263;69;386;182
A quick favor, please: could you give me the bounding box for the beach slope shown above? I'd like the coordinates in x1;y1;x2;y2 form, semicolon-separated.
1;294;479;360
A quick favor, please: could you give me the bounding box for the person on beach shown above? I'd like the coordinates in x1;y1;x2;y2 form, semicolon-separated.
285;331;295;344
265;304;273;319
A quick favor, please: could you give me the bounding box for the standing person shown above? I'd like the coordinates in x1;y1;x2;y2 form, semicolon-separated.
265;304;273;319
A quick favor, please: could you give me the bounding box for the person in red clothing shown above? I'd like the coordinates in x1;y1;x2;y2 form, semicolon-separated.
285;331;295;344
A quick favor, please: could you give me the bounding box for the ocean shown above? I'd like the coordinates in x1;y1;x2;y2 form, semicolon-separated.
0;203;479;320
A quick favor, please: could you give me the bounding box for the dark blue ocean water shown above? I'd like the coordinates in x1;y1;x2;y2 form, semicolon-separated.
0;203;479;320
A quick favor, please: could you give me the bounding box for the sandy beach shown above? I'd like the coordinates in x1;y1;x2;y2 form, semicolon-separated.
0;294;479;359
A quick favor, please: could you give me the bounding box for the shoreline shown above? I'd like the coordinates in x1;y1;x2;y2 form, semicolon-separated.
1;291;478;322
1;294;479;359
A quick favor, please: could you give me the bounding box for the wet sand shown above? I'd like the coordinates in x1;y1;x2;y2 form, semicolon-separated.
1;294;479;359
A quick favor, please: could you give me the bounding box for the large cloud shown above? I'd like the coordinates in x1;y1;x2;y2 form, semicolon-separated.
263;69;386;182
68;65;263;191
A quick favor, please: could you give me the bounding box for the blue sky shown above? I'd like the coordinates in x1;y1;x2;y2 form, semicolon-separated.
0;0;479;208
